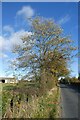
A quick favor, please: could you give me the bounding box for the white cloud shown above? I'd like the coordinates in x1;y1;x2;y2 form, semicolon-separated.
0;29;32;58
16;6;35;19
0;36;6;51
0;36;11;51
9;30;32;49
3;25;14;34
58;15;71;25
0;53;8;58
0;36;9;58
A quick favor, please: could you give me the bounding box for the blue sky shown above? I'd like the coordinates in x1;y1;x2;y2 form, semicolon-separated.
0;2;78;77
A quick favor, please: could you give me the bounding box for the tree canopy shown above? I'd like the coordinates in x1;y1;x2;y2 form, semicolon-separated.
11;17;77;85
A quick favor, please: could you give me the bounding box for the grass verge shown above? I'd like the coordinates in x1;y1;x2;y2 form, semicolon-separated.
2;82;60;118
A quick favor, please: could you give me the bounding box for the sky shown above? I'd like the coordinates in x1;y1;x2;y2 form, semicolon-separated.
0;2;78;77
2;0;79;2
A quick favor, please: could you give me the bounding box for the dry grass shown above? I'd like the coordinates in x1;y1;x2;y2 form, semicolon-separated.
2;81;59;118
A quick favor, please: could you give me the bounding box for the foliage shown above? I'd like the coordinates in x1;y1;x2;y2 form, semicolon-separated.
69;77;79;83
11;17;77;86
60;76;79;84
78;73;80;80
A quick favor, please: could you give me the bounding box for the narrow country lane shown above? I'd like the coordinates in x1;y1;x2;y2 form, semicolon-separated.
60;83;79;119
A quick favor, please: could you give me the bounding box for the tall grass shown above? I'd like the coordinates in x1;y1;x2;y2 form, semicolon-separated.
2;80;59;118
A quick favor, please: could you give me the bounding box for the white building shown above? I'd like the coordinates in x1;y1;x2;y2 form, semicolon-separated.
0;77;18;83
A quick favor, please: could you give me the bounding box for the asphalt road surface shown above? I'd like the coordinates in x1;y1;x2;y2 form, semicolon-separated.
60;83;79;119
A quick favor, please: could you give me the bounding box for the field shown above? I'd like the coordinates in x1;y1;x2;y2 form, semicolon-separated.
1;81;60;118
0;83;2;119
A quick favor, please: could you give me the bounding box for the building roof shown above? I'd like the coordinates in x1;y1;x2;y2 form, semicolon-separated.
0;77;16;80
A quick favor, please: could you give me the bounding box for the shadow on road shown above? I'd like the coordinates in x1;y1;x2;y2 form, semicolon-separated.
60;83;80;93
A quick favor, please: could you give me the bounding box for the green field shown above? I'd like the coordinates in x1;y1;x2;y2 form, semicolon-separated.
1;82;60;118
0;83;2;119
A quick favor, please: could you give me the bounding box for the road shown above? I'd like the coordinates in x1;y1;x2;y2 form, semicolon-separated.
60;83;79;119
